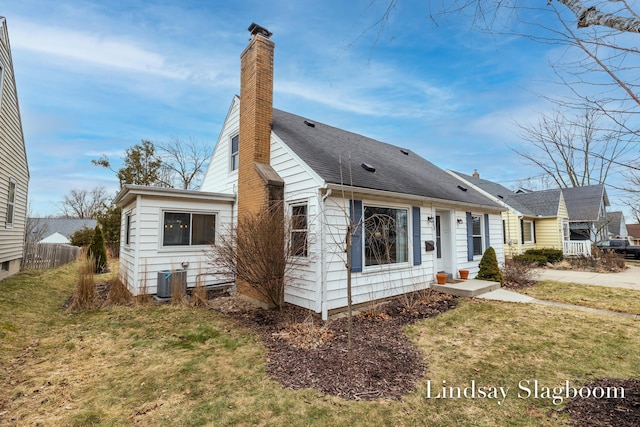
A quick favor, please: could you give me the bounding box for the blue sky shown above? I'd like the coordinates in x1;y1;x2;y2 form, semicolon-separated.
3;0;630;215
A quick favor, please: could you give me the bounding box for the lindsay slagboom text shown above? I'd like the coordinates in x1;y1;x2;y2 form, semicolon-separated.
425;380;625;406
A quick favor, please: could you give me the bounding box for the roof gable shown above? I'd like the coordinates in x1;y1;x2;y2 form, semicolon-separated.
561;185;608;221
271;109;500;208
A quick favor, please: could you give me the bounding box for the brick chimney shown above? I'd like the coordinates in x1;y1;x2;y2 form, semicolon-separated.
472;169;480;179
236;23;284;306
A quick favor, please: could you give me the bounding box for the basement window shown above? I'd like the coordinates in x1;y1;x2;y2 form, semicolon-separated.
163;212;216;246
230;135;239;171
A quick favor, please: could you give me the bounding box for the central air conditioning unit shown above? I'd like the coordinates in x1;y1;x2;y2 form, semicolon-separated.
157;269;187;299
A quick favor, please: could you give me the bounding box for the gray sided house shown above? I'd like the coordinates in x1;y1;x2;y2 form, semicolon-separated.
0;18;29;281
606;211;627;238
561;184;609;243
116;25;504;319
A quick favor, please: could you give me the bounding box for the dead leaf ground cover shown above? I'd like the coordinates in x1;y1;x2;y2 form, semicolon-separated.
1;261;639;426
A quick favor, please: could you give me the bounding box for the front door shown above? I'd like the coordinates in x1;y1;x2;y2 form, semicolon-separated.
436;211;452;273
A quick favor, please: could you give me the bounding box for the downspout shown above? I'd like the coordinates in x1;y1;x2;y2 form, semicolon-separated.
320;186;332;320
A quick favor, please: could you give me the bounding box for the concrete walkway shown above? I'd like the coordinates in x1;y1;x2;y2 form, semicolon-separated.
534;266;640;290
475;266;640;319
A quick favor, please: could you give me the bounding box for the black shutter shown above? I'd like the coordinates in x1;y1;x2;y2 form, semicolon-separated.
412;206;421;266
350;200;363;273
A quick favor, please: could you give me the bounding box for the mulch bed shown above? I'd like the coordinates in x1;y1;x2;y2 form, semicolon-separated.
210;290;458;400
564;378;639;427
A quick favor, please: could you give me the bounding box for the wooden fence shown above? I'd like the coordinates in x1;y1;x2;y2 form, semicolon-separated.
21;243;82;270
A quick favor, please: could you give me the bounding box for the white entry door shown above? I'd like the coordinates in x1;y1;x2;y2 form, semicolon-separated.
436;211;452;273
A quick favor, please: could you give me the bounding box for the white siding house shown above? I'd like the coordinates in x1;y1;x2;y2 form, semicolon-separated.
114;186;235;295
116;25;505;319
0;17;29;281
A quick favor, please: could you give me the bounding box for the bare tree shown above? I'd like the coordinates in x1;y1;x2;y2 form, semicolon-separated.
59;186;109;219
25;217;49;243
513;108;637;188
206;203;302;310
157;137;211;190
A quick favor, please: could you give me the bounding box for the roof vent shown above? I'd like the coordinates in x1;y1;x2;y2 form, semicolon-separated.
400;149;409;155
361;163;376;173
304;120;315;128
457;185;468;192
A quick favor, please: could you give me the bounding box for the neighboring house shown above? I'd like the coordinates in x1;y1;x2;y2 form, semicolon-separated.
606;211;628;238
0;18;29;281
561;184;610;243
450;171;572;257
27;217;97;244
116;24;505;319
627;224;640;245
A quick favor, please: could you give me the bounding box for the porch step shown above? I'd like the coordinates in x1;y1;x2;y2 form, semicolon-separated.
431;279;501;298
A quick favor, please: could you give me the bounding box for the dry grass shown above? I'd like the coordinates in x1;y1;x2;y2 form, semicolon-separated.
1;263;639;426
67;257;100;311
519;281;640;315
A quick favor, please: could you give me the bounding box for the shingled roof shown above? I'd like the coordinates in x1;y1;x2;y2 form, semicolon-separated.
451;171;562;217
561;185;609;221
272;109;501;209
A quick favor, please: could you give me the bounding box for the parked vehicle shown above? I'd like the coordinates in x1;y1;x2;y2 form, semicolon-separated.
597;238;640;259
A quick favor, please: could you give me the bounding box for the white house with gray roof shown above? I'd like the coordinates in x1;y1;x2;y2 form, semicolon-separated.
116;24;505;318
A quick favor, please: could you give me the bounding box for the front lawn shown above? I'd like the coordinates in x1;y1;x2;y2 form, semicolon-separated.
519;281;640;315
1;262;638;426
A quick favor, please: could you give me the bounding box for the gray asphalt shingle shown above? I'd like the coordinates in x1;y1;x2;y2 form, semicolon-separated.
272;109;501;209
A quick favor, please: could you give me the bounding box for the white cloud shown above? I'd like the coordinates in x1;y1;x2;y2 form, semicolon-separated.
10;20;189;79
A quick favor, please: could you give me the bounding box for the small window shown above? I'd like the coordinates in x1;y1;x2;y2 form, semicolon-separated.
523;220;534;243
163;212;215;246
472;215;482;256
230;135;239;171
1;261;9;271
6;179;16;227
125;214;132;245
290;204;308;257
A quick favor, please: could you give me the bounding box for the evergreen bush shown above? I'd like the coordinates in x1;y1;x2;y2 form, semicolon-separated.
522;248;564;265
87;226;108;273
70;226;95;247
476;246;504;284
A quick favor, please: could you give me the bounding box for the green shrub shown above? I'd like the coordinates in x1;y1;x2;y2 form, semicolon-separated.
70;226;95;247
87;226;108;273
477;246;504;284
522;248;564;265
513;253;548;266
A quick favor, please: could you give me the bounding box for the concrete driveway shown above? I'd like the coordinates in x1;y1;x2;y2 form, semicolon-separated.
534;266;640;290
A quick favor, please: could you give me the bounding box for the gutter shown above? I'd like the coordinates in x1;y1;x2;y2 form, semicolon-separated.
324;183;505;214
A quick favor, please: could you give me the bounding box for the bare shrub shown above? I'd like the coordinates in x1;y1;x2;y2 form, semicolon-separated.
104;272;133;307
501;258;540;289
190;275;209;308
171;271;188;306
207;203;302;310
68;257;101;311
273;315;335;349
398;288;432;315
135;262;153;305
567;246;626;272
